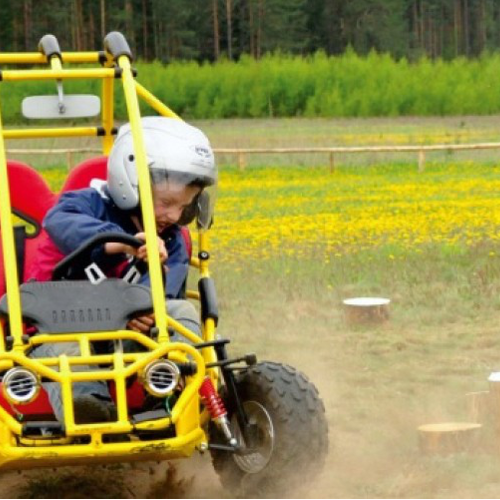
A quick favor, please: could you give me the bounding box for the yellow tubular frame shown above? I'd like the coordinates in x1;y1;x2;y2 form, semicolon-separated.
1;68;116;81
135;82;181;119
0;40;221;470
118;55;169;342
0;52;107;65
0;91;23;351
4;127;102;140
101;74;115;154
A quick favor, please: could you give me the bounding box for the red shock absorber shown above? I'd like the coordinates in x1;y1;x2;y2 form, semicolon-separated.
199;377;227;419
199;377;237;447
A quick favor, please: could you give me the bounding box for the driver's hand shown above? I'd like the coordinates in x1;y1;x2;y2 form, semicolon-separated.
133;232;168;263
128;313;155;333
105;232;168;263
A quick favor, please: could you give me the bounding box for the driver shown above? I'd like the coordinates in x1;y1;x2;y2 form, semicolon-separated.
28;116;217;424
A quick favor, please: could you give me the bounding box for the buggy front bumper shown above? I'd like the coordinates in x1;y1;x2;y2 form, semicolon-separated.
0;329;210;470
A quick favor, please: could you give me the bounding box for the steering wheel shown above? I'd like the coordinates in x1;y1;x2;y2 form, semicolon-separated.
52;232;147;281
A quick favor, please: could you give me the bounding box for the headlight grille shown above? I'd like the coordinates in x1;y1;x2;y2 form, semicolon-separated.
142;360;180;397
3;367;40;404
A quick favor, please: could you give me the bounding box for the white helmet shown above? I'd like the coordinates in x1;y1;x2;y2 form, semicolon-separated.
107;116;217;211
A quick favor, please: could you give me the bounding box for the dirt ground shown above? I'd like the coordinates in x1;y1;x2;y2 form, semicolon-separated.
2;312;499;499
1;262;500;498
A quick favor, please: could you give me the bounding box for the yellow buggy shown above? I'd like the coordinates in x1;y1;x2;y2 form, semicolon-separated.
0;33;328;496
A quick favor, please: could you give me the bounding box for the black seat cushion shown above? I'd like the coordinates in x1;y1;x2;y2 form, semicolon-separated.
0;279;153;333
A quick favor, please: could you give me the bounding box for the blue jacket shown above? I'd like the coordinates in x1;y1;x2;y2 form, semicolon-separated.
43;187;190;299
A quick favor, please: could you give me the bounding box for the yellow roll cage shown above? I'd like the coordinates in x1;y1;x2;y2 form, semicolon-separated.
0;33;218;469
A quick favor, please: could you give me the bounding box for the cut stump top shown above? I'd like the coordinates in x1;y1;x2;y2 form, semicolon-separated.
418;422;482;433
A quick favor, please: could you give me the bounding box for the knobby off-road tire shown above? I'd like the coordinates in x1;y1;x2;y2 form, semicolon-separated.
210;362;328;497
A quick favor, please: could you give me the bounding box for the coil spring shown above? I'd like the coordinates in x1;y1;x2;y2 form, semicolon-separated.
199;377;227;419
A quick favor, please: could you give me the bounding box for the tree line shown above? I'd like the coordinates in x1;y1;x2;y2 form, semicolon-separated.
1;0;500;62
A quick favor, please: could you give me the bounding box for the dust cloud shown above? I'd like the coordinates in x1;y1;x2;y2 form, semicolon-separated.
3;318;500;498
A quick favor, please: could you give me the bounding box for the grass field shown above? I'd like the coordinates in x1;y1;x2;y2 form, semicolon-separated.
5;117;500;498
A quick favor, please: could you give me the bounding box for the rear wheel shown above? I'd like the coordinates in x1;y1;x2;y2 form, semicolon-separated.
210;362;328;497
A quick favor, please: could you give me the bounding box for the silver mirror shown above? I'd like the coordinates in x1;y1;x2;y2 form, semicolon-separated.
22;95;101;119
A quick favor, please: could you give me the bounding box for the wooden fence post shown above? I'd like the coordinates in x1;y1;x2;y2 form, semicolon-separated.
238;152;246;171
66;151;73;170
418;150;425;172
329;152;335;173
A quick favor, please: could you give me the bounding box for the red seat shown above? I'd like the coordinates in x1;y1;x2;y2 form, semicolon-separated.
61;156;108;192
9;160;56;222
0;160;56;297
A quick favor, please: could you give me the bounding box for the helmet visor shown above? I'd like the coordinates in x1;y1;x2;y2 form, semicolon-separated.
149;168;216;229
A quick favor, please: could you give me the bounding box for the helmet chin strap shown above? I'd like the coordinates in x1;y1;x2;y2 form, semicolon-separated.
131;214;144;232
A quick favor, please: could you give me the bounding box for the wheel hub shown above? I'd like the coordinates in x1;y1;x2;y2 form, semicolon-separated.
232;400;274;474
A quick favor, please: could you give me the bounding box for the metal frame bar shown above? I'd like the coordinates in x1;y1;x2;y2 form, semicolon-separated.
118;55;169;342
0;52;107;65
1;68;116;81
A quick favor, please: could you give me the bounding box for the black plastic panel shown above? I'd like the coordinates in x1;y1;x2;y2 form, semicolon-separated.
0;279;153;333
198;277;219;326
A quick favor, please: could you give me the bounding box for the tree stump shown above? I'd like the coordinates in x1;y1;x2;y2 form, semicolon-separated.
342;297;390;326
417;422;482;455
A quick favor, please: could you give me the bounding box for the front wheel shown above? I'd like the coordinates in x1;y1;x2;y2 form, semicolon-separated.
210;362;329;497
